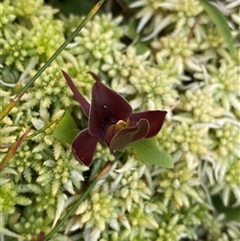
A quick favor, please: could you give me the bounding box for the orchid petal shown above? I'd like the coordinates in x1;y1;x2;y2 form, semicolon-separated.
129;111;167;138
72;128;101;166
62;70;90;117
88;71;102;82
109;118;150;153
105;119;131;145
89;75;132;136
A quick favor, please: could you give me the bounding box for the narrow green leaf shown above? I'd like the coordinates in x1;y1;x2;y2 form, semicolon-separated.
199;0;235;55
129;138;174;168
0;0;106;121
53;110;79;144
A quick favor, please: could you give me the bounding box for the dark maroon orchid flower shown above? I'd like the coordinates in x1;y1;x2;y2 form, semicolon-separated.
62;70;167;166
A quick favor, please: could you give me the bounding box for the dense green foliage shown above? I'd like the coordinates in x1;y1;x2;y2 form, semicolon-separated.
0;0;239;240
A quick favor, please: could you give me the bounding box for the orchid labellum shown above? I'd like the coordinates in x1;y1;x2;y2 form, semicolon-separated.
62;70;167;166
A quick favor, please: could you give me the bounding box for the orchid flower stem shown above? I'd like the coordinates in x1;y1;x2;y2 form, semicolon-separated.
43;161;112;241
0;0;105;121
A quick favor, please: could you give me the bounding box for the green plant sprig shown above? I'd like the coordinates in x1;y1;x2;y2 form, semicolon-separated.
0;0;106;121
42;161;113;241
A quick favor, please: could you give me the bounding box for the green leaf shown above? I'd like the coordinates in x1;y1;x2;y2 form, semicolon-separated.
127;21;138;40
212;194;240;222
135;43;150;55
199;0;235;56
49;0;94;16
53;110;79;145
129;138;174;168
